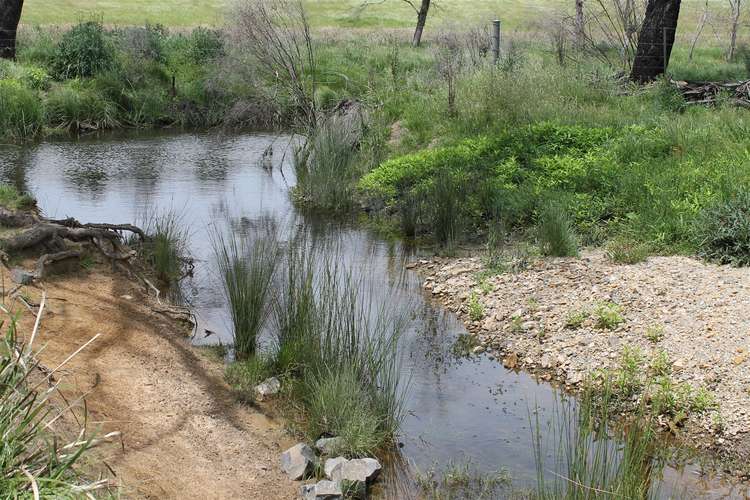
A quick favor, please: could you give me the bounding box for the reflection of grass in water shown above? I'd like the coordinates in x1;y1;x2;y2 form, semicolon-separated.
532;387;665;500
416;459;512;500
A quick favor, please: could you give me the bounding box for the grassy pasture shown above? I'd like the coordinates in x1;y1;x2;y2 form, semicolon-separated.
19;0;730;32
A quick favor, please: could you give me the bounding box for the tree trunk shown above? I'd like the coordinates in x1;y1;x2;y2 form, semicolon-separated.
575;0;585;49
630;0;682;83
0;0;24;60
728;0;741;61
412;0;430;47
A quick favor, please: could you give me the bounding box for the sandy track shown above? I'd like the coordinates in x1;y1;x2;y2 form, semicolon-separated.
9;269;296;500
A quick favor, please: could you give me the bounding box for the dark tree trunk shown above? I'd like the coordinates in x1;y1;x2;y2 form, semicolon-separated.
0;0;24;60
411;0;430;47
629;0;681;82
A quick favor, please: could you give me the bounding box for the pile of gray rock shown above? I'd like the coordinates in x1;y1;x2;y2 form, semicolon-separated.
280;439;382;499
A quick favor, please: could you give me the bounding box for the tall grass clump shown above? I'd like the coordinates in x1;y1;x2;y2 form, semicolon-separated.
293;115;363;212
45;83;119;133
213;225;281;360
694;191;750;266
271;238;408;456
428;169;464;247
536;201;578;257
140;211;189;285
0;305;111;496
0;80;43;140
532;387;664;500
0;183;35;210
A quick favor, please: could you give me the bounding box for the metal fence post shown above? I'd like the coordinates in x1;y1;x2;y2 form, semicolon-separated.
492;20;501;64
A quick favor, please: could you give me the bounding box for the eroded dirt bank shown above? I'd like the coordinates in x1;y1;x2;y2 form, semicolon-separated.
416;250;750;473
6;267;296;499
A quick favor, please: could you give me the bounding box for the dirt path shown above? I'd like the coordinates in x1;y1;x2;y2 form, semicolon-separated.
8;268;297;499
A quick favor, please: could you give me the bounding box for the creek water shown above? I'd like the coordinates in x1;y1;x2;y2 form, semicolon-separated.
0;131;747;499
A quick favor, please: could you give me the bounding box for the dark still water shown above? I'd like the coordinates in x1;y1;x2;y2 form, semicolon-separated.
1;131;746;499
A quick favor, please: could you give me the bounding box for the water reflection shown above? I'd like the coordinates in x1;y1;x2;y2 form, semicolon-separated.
1;131;746;499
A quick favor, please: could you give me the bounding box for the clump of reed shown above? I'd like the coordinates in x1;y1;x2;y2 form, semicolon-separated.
293;114;363;213
221;231;408;457
212;222;281;360
536;201;579;258
274;237;407;456
136;210;190;286
531;386;664;499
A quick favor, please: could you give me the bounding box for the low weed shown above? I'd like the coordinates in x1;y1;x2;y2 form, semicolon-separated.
645;324;665;344
650;350;672;377
593;301;624;330
564;309;589;330
467;291;484;321
605;236;650;264
225;354;273;399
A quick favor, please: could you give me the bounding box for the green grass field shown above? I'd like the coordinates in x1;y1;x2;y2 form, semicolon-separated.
20;0;716;30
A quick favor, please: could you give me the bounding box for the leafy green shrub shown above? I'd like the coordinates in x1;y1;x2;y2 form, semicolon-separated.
605;236;650;264
0;81;43;140
536;201;578;257
188;27;225;64
119;23;167;62
53;21;116;79
694;191;750;266
45;82;119;132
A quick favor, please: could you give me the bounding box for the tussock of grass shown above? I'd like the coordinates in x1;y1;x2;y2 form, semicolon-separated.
223;234;408;457
213;223;281;360
140;210;189;285
0;184;35;210
536;201;578;258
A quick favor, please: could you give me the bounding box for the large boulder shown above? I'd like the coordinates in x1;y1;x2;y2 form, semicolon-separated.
330;457;382;498
300;480;343;500
323;457;348;480
280;443;317;480
330;458;381;484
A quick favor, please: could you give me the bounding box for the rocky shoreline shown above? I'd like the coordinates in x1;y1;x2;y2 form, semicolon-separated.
414;250;750;476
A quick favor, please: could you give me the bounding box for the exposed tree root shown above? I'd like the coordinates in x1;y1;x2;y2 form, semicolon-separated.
0;207;145;285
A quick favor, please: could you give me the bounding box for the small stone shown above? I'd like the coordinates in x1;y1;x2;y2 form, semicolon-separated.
315;436;344;455
120;294;134;300
280;443;317;480
472;345;485;354
300;480;343;500
255;377;281;401
10;268;35;285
